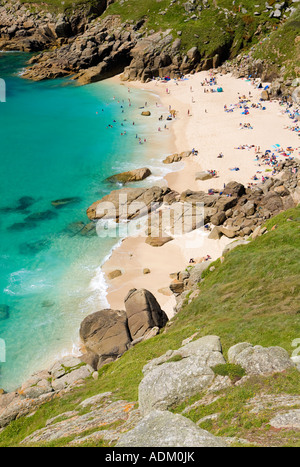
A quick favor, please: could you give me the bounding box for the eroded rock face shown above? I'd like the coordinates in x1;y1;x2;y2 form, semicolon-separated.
124;288;168;340
116;410;227;447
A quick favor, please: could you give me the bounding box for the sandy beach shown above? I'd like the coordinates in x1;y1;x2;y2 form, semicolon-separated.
101;71;300;317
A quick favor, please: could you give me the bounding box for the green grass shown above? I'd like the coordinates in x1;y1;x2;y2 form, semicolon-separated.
252;6;300;79
212;363;246;382
0;205;299;446
18;0;102;14
101;0;297;59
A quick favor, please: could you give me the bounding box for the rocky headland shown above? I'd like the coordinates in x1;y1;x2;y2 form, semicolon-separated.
0;0;299;102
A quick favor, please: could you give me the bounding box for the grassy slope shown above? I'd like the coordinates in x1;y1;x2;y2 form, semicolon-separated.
102;0;297;58
18;0;101;14
252;6;300;79
0;205;299;447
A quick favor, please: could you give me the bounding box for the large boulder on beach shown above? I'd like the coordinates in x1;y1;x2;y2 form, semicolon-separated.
124;288;168;340
106;167;152;184
145;235;173;247
222;181;246;197
195;171;214;181
79;309;132;367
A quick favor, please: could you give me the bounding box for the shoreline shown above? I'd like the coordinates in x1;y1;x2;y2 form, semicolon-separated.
3;69;299;393
101;70;300;317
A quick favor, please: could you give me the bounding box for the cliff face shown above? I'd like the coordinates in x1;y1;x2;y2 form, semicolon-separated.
0;0;299;90
0;0;107;52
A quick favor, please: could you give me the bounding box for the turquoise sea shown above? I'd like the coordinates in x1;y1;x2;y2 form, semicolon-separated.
0;52;172;391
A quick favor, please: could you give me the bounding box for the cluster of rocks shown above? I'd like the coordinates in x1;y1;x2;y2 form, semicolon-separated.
217;53;300;103
0;0;107;53
0;288;168;430
0;356;95;428
117;335;299;446
86;157;299;250
0;0;223;83
80;288;168;370
20;14;219;84
2;331;298;446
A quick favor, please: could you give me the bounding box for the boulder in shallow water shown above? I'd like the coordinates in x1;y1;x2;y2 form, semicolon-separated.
7;222;38;231
51;197;81;208
86;186;169;222
25;210;57;222
19;239;50;255
16;196;35;211
0;305;9;320
64;221;86;236
106;167;152;184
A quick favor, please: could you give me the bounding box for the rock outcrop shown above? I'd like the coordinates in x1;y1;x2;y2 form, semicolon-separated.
79;309;132;368
228;343;295;376
116;410;227;447
0;357;94;428
124;288;168;341
105;167;152;184
79;289;168;369
138;335;226;415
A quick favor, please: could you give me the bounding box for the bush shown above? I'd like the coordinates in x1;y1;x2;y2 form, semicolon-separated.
212;363;246;382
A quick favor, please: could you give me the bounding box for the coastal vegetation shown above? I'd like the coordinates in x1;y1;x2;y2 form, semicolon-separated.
0;0;299;448
0;206;299;446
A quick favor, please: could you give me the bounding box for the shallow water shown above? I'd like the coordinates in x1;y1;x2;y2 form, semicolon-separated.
0;52;172;391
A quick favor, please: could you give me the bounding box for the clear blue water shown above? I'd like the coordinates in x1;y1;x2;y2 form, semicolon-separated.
0;52;172;391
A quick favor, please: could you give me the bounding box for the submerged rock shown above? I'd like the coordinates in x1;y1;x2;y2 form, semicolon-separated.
25;210;58;222
19;239;50;255
0;305;9;320
0;196;35;214
7;222;37;231
51;197;81;208
16;196;35;211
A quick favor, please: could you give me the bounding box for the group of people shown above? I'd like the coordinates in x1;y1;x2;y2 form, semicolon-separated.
239;123;253;130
